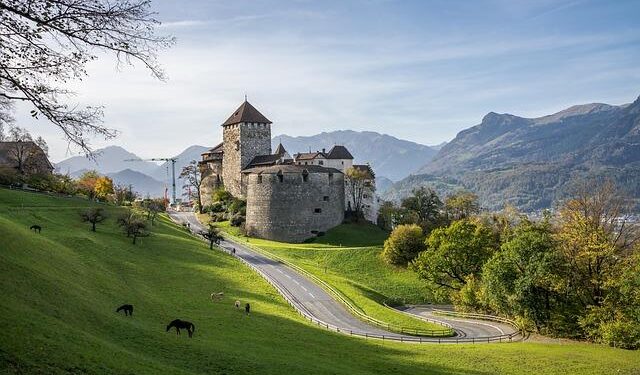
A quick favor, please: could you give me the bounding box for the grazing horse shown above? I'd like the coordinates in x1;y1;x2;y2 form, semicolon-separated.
116;304;134;316
30;225;42;233
210;292;224;301
166;319;195;338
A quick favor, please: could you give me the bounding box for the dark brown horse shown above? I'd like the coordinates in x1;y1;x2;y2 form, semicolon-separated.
166;319;195;338
116;304;134;316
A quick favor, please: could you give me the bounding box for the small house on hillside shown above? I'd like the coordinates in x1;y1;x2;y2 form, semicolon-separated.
0;141;54;175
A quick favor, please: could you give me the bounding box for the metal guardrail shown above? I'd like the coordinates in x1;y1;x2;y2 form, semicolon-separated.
221;234;454;338
172;215;520;344
430;309;523;342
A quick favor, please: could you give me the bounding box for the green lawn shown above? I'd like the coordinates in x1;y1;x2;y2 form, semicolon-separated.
2;188;639;374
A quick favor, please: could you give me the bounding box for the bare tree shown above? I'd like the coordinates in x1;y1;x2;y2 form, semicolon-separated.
200;223;223;250
117;212;148;244
80;207;107;232
345;166;370;220
180;160;203;213
4;126;48;174
0;0;174;153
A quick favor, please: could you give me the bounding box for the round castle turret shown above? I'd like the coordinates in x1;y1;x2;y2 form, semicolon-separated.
243;165;345;243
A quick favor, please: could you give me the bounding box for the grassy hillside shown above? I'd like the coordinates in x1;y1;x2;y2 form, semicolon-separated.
2;189;639;374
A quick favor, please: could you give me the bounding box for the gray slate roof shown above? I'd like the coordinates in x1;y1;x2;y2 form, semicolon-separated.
222;100;272;126
326;145;354;160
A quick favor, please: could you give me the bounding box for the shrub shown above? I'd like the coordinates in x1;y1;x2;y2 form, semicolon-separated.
207;202;225;213
227;198;246;215
380;224;424;266
230;213;245;227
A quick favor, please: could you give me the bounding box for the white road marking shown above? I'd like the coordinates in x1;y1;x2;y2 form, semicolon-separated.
277;269;284;274
285;274;292;279
308;292;315;298
301;286;308;292
293;279;300;285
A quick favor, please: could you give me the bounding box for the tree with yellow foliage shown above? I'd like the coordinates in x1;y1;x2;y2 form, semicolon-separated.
94;176;114;200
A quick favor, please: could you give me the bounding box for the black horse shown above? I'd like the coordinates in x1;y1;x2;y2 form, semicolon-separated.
116;304;134;316
166;319;195;338
30;225;41;233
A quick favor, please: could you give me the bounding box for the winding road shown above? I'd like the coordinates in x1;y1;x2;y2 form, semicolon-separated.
169;211;519;343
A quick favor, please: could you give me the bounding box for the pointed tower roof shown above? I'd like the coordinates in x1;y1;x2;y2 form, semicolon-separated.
274;142;287;156
222;100;272;126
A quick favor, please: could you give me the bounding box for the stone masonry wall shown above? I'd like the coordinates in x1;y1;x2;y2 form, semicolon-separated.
222;122;271;198
199;158;223;207
245;171;345;243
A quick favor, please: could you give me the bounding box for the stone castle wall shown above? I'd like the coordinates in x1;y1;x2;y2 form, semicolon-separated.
199;158;223;207
245;170;345;243
222;122;271;197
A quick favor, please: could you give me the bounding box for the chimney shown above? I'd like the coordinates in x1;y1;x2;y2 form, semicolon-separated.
322;148;326;153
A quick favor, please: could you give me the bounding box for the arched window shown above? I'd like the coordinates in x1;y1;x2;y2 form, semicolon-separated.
277;170;284;183
257;173;263;184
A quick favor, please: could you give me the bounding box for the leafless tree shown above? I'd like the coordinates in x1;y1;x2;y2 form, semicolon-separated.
180;160;203;213
0;0;174;153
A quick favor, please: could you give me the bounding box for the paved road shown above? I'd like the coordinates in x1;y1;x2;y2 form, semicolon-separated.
169;211;519;343
399;306;517;339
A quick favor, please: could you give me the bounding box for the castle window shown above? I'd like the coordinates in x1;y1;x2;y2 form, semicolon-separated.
341;161;344;165
328;173;334;181
257;174;263;184
235;140;240;151
323;196;329;201
277;171;284;183
319;160;324;165
314;208;322;213
363;194;368;199
302;170;309;182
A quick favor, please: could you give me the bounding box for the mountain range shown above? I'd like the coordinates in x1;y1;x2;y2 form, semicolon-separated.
54;131;435;198
273;130;438;181
384;95;640;211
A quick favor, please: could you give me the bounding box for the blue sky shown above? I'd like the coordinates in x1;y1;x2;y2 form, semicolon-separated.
17;0;640;162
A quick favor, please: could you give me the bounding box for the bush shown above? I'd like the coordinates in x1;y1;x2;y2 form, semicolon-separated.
210;212;226;222
380;224;424;266
0;167;19;185
598;320;640;349
227;198;246;215
206;202;225;213
230;213;245;227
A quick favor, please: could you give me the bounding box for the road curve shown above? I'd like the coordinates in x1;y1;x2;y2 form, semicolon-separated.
398;306;517;339
169;211;519;343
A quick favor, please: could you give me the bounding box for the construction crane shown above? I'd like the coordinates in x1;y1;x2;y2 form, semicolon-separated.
124;157;178;205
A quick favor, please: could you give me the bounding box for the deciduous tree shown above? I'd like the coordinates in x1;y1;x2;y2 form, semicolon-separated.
117;212;148;244
401;187;443;233
0;0;174;153
80;207;107;232
180;160;203;213
381;224;424;266
94;176;114;200
411;219;496;291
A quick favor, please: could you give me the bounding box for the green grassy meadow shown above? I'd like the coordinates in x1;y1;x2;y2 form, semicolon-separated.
1;188;639;374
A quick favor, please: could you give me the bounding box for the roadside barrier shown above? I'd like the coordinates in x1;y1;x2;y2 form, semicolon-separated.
221;234;454;338
172;214;521;344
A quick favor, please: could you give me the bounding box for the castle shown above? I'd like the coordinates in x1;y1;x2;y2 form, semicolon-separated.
199;100;377;242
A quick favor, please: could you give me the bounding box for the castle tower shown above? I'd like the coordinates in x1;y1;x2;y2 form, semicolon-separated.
221;100;272;197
